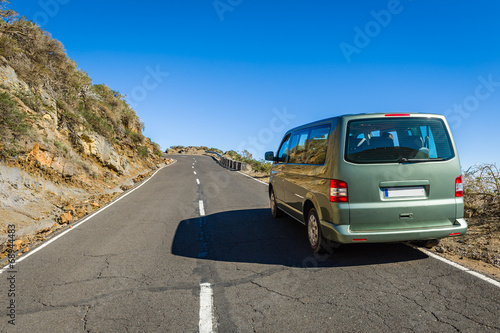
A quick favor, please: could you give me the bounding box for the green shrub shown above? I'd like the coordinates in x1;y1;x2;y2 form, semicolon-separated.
126;128;143;144
53;140;68;154
81;107;114;140
0;92;28;134
0;92;31;157
137;145;149;159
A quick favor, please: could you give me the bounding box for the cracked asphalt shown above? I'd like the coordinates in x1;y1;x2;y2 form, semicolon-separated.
1;154;499;332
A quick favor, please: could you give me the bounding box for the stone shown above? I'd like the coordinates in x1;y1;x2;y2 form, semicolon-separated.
13;239;23;251
62;204;74;212
59;211;72;224
29;143;54;168
75;132;125;174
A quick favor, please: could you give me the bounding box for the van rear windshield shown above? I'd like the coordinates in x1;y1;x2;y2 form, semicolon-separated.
345;118;455;164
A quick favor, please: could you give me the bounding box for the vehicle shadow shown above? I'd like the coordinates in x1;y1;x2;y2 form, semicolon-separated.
171;208;428;268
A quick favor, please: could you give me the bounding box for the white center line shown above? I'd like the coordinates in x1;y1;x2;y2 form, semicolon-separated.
199;282;214;333
196;179;200;185
199;200;205;216
194;171;197;175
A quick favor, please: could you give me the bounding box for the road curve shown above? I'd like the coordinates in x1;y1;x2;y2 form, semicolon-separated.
1;154;499;332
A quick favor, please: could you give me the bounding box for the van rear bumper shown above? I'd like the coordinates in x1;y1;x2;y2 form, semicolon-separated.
321;218;468;244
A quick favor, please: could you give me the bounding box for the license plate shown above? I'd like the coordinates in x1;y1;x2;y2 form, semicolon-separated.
384;186;425;198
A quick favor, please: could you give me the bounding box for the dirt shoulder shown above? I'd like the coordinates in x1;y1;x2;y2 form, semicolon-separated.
428;216;500;281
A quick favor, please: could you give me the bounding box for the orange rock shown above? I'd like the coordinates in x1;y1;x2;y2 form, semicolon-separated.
31;143;40;155
63;204;74;212
59;211;72;224
22;247;29;253
13;240;23;251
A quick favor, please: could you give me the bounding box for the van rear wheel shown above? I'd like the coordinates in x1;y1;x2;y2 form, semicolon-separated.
307;208;324;253
270;190;283;218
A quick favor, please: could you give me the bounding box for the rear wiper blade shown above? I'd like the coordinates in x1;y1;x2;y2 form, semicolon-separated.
399;157;445;163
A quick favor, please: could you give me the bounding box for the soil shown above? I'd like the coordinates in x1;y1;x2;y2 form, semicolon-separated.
428;216;500;281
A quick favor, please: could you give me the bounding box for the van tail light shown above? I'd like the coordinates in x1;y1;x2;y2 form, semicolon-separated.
455;175;463;197
330;179;348;202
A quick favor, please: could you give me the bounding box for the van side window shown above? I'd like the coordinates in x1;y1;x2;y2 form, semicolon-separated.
305;125;330;165
277;134;291;163
288;130;309;164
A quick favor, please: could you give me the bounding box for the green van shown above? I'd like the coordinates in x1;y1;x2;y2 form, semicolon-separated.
265;113;467;252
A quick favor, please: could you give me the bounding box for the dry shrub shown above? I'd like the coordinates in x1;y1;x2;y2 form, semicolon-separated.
464;163;500;217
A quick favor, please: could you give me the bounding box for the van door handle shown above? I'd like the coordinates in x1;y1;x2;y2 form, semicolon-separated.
399;213;413;219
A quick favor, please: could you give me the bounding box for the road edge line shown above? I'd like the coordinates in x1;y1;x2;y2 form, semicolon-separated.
236;171;268;185
0;160;176;275
412;245;500;288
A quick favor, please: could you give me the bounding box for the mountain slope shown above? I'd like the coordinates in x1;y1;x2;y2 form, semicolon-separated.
0;4;168;256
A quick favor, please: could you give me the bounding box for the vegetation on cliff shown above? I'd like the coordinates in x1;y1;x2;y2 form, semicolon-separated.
0;1;168;256
0;1;162;164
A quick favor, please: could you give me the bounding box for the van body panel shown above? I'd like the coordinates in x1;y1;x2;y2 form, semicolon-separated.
267;113;467;246
339;160;461;232
283;164;329;218
321;218;467;244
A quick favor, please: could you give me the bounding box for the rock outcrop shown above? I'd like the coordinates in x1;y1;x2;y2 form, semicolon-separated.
0;9;170;258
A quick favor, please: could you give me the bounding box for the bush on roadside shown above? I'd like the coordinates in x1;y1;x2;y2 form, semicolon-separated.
224;149;272;174
464;163;500;217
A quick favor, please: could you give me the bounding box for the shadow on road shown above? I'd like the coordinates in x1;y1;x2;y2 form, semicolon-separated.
171;208;428;268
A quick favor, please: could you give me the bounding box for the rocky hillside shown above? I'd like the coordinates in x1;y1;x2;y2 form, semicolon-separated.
0;4;168;257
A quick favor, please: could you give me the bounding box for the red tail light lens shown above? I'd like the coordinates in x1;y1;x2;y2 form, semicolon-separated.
330;179;348;202
385;113;410;116
455;175;463;197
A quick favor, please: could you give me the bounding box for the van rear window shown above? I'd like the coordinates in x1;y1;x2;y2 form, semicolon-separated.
345;118;454;164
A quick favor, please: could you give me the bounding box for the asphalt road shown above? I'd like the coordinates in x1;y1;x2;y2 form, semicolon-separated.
1;154;499;332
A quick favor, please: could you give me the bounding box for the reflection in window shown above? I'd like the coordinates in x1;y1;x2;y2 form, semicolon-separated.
289;131;309;164
288;125;330;165
277;134;290;162
305;126;330;165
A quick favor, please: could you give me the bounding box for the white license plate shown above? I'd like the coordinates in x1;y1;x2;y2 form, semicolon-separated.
384;186;425;198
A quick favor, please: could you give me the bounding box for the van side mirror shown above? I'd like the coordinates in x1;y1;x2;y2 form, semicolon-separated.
264;151;275;162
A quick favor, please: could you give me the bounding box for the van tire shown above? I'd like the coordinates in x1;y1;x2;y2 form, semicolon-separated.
307;208;324;253
270;190;283;218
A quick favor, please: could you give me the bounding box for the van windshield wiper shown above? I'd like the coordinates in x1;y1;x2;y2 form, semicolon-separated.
399;157;445;163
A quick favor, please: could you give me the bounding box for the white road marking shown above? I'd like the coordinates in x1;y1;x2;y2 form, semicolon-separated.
194;171;197;175
192;166;194;168
196;179;200;185
199;282;214;333
199;200;205;216
236;171;268;185
411;246;500;288
0;161;177;275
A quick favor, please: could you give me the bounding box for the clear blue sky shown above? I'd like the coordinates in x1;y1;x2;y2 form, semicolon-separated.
7;0;500;169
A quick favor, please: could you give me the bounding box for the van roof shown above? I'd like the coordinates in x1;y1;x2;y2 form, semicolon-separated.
285;112;446;134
